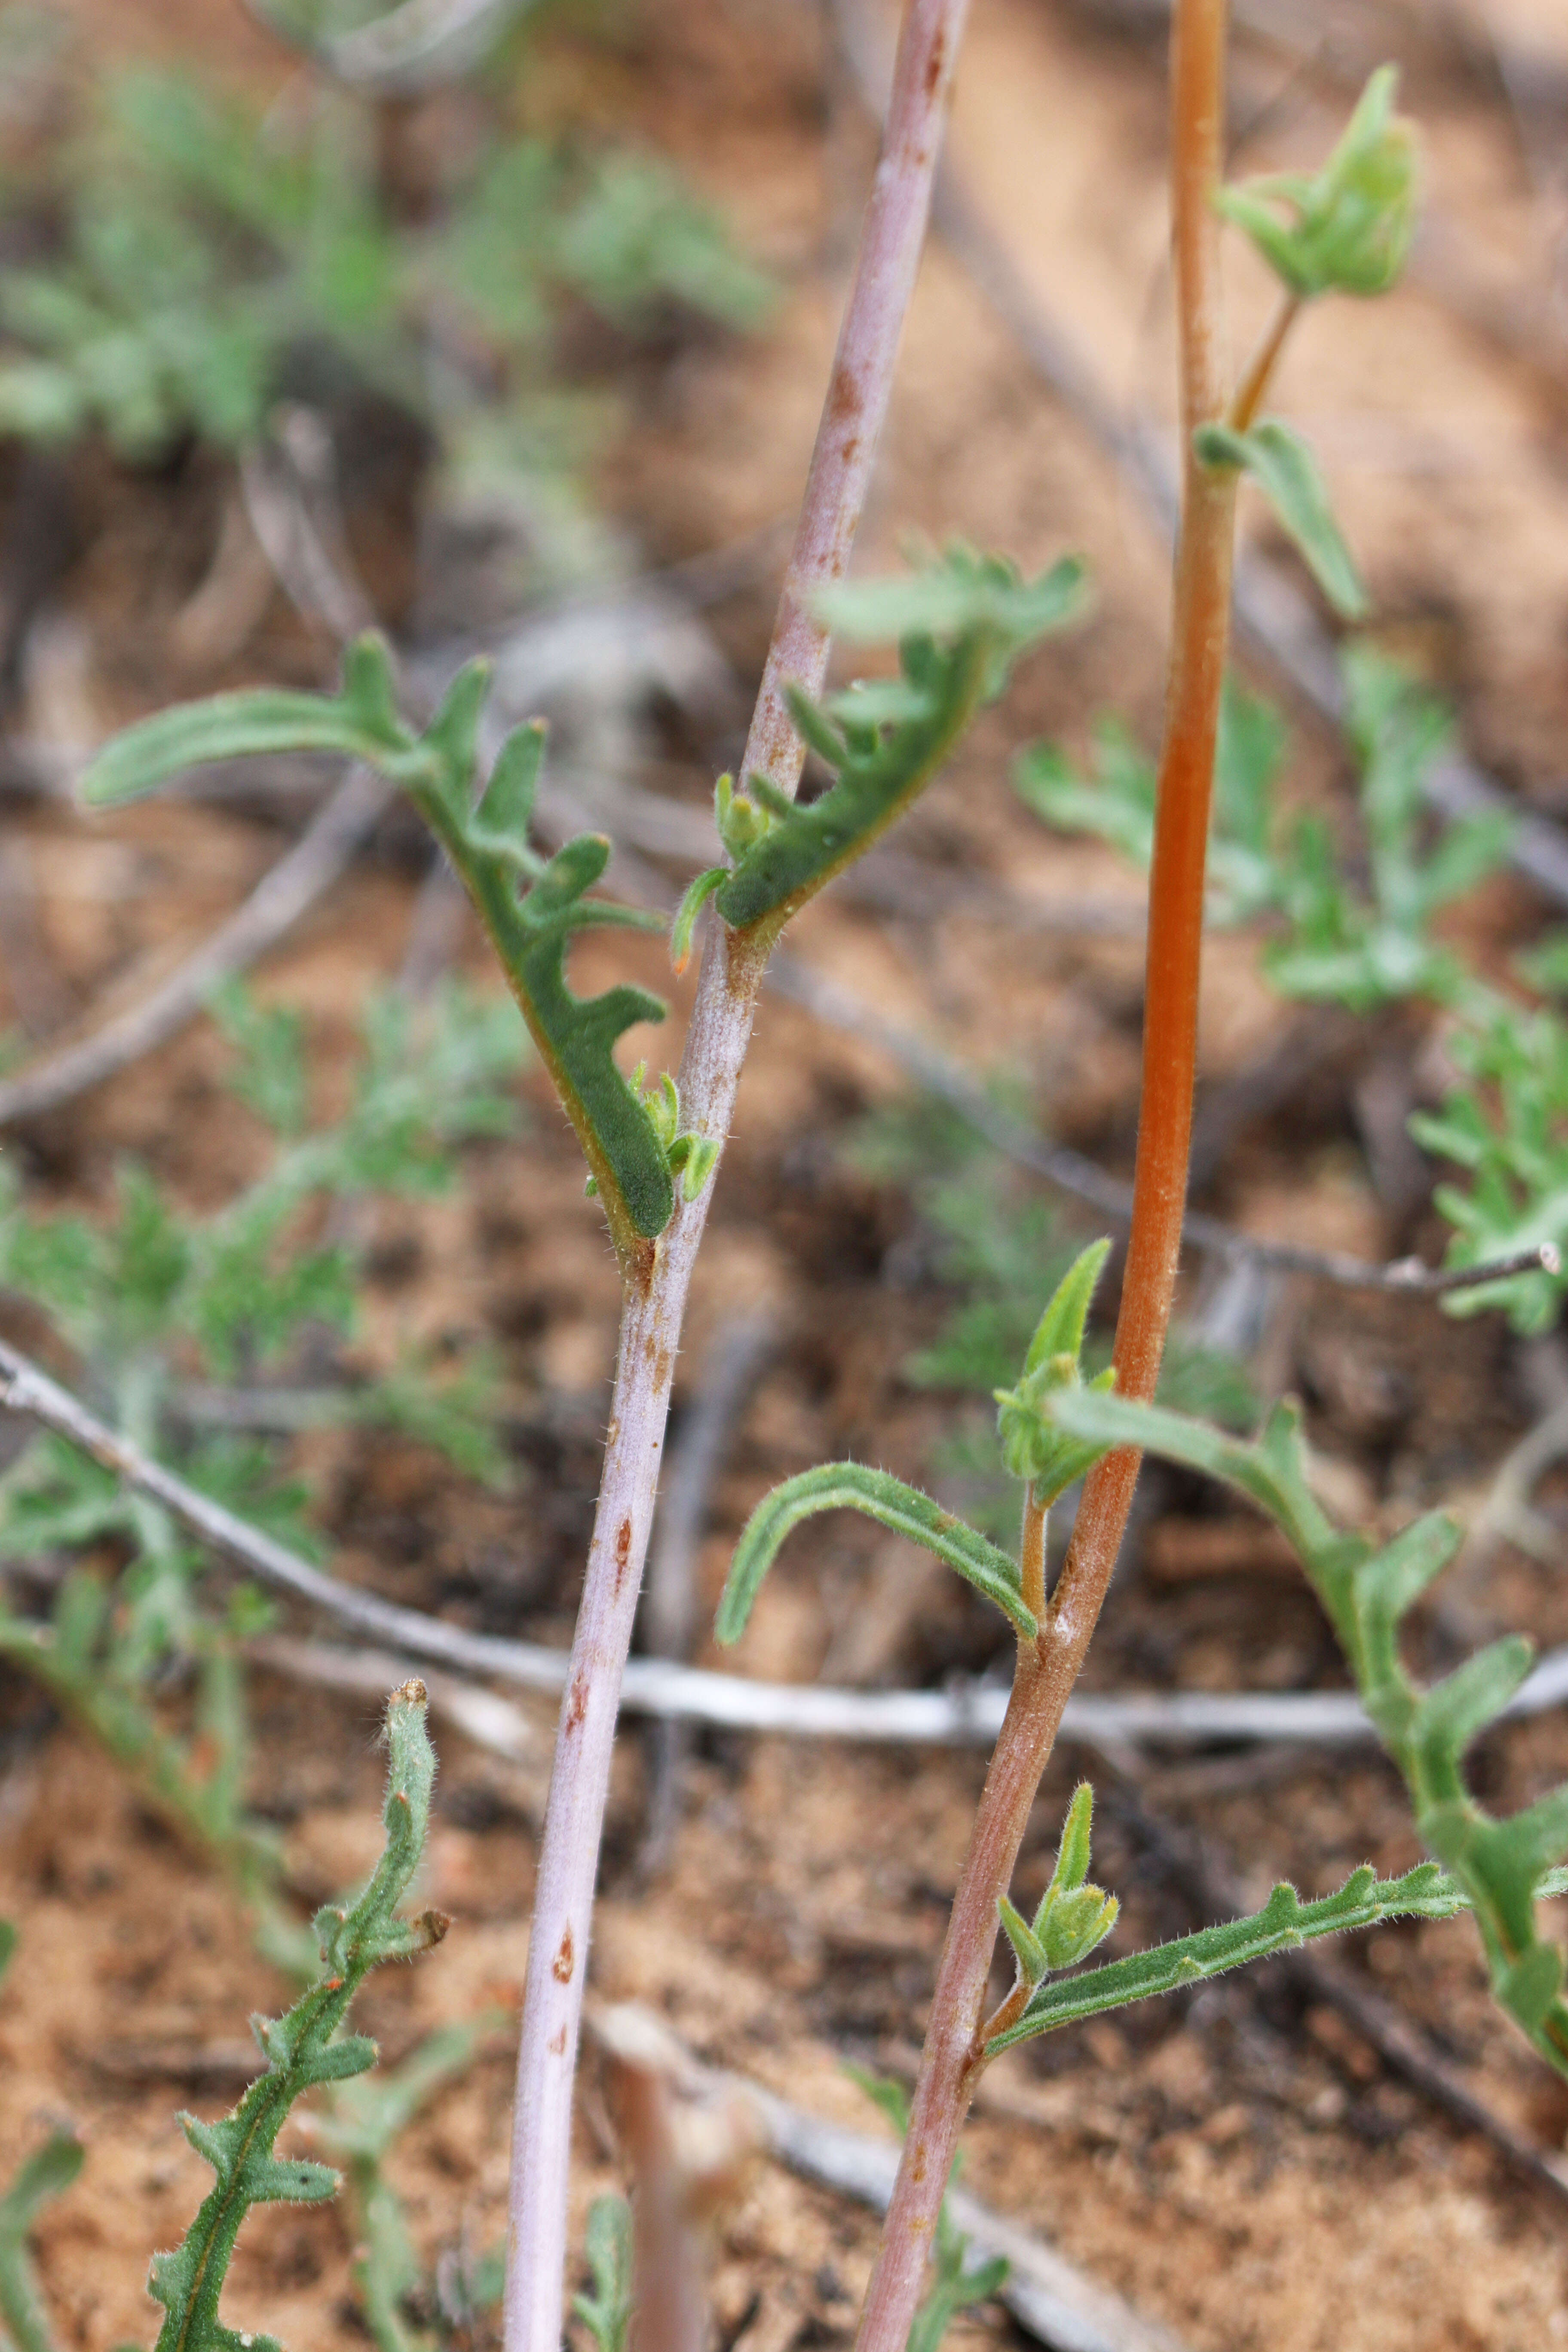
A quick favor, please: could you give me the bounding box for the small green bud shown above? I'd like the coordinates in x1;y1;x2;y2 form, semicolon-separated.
641;1072;682;1154
1039;1885;1119;1972
1029;1785;1120;1971
715;769;793;860
679;1136;721;1203
994;1240;1115;1496
1216;65;1418;301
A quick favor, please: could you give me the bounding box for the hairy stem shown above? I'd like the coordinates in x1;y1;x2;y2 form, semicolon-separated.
502;5;973;2342
852;7;1235;2346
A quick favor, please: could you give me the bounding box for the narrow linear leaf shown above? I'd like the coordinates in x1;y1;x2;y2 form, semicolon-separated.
714;550;1085;938
81;688;416;806
716;1461;1035;1645
0;2124;83;2352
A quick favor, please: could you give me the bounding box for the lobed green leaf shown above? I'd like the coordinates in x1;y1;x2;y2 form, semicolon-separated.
713;550;1084;939
81;635;676;1251
148;1683;446;2351
1035;1381;1568;2076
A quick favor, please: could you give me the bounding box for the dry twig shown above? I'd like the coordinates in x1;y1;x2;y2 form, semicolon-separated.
10;1334;1568;1755
0;765;390;1128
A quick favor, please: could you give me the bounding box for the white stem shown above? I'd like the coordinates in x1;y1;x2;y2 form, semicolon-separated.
502;2;973;2340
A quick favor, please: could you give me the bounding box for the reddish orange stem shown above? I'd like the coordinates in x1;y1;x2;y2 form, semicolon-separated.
852;7;1236;2346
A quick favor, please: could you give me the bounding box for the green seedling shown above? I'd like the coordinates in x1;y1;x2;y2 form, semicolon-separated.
0;981;517;1922
1018;646;1511;1016
1038;1375;1568;2075
1014;677;1288;930
0;61;770;464
1410;1002;1568;1333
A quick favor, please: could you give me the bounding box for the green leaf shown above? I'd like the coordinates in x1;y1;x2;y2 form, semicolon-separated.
1194;418;1367;618
814;552;1085;647
148;1684;446;2350
1042;1781;1094;1902
716;1461;1035;1645
210;982;309;1137
1030;1379;1568;2077
80;636;676;1251
1043;1387;1343;1582
1414;1639;1535;1761
988;1862;1467;2055
81;683;413;807
1408;998;1568;1334
670;865;726;974
845;2063;913;2139
1353;1512;1461;1626
0;2110;83;2352
997;1895;1050;1986
713;549;1085;939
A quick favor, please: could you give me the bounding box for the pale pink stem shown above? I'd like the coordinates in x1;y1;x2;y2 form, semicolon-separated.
502;4;973;2341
